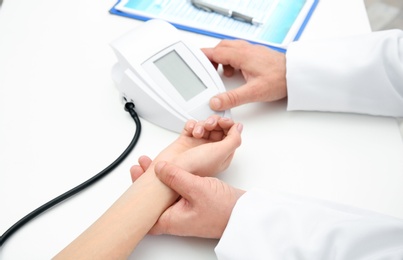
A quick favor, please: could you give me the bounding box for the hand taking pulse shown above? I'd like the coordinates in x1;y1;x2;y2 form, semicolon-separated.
131;159;245;239
130;115;245;239
202;40;287;111
55;115;243;259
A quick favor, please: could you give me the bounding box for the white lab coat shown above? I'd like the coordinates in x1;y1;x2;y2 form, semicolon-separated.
215;189;403;259
287;29;403;117
215;30;403;259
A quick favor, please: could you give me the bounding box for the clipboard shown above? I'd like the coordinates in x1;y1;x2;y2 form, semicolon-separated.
109;0;319;52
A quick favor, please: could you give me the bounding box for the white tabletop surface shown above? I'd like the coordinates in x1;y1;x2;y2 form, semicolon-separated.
1;0;402;259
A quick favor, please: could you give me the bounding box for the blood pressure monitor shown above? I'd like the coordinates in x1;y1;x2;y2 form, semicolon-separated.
110;19;230;133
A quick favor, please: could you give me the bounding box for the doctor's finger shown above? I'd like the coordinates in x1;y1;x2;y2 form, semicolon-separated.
222;64;235;77
130;155;152;182
201;47;218;68
154;161;200;201
130;166;143;182
202;41;248;69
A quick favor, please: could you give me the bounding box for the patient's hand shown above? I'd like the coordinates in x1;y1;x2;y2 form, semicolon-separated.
131;115;243;177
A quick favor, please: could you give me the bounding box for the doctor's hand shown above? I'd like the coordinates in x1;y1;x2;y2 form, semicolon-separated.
202;40;287;111
130;115;243;178
132;161;245;239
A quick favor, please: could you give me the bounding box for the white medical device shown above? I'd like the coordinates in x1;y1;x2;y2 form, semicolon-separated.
110;19;231;133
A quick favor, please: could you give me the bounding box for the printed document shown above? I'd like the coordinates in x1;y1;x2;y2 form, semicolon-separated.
112;0;317;50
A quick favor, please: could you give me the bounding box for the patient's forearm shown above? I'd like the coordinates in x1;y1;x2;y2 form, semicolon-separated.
54;167;178;259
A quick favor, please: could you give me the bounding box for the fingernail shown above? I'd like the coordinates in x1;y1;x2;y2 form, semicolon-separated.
189;121;196;128
195;125;204;135
237;123;243;133
205;117;216;126
186;120;196;130
210;97;221;110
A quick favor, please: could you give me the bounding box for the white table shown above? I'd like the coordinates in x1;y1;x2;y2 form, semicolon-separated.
1;0;402;259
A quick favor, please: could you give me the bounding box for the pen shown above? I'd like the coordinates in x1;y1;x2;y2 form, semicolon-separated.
191;0;263;26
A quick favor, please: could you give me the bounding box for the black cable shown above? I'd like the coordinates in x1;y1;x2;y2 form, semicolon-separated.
0;102;141;247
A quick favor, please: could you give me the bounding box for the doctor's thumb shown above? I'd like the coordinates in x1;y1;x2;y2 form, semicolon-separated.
210;87;251;111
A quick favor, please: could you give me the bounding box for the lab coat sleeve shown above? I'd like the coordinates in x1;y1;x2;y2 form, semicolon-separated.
286;30;403;118
215;189;403;260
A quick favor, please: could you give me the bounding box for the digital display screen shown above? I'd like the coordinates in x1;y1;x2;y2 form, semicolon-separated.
154;50;207;101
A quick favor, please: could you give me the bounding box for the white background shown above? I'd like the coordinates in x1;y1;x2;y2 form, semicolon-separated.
1;0;402;259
